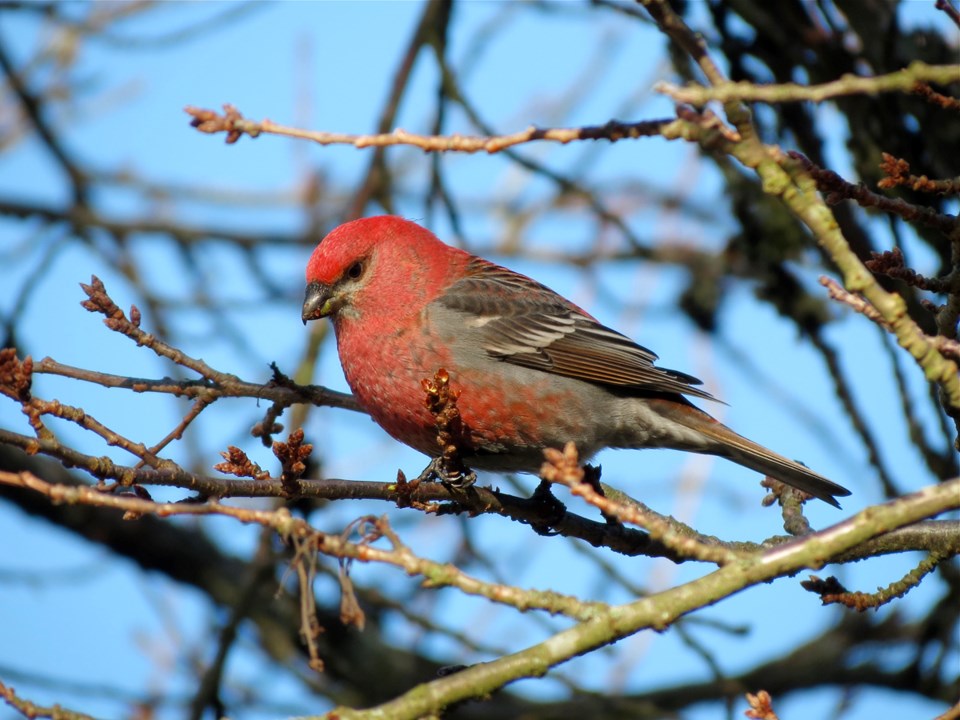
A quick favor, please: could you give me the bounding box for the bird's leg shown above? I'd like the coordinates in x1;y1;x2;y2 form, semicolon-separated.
414;457;444;483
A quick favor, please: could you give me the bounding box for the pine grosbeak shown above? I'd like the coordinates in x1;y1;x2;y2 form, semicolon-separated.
302;216;850;507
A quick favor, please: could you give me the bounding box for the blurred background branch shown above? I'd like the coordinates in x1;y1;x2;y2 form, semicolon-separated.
1;1;957;719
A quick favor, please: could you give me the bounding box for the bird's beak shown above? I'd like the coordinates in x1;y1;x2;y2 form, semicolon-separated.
302;281;339;324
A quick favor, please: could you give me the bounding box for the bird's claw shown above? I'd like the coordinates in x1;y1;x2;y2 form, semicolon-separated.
415;457;477;488
442;468;477;489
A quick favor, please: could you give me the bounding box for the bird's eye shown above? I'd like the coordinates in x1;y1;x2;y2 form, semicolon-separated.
346;261;363;280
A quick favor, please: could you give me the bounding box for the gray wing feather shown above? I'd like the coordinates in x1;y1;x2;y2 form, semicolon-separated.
440;259;717;401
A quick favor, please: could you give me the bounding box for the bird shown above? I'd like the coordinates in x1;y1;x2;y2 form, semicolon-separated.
302;216;850;507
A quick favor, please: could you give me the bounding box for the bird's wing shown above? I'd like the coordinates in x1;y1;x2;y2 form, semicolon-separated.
438;258;717;401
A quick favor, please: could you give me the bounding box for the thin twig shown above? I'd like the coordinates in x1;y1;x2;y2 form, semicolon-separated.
186;104;676;154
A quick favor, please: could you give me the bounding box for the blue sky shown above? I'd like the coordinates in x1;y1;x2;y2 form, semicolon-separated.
1;3;956;719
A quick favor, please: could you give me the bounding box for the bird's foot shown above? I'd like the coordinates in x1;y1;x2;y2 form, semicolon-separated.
442;467;477;489
415;457;477;488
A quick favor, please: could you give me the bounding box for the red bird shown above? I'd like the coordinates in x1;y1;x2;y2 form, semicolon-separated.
302;216;850;507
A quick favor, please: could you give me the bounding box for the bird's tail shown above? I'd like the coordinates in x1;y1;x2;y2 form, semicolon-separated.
651;400;851;508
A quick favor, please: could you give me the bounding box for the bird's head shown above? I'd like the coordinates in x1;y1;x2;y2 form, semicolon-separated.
302;216;464;326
